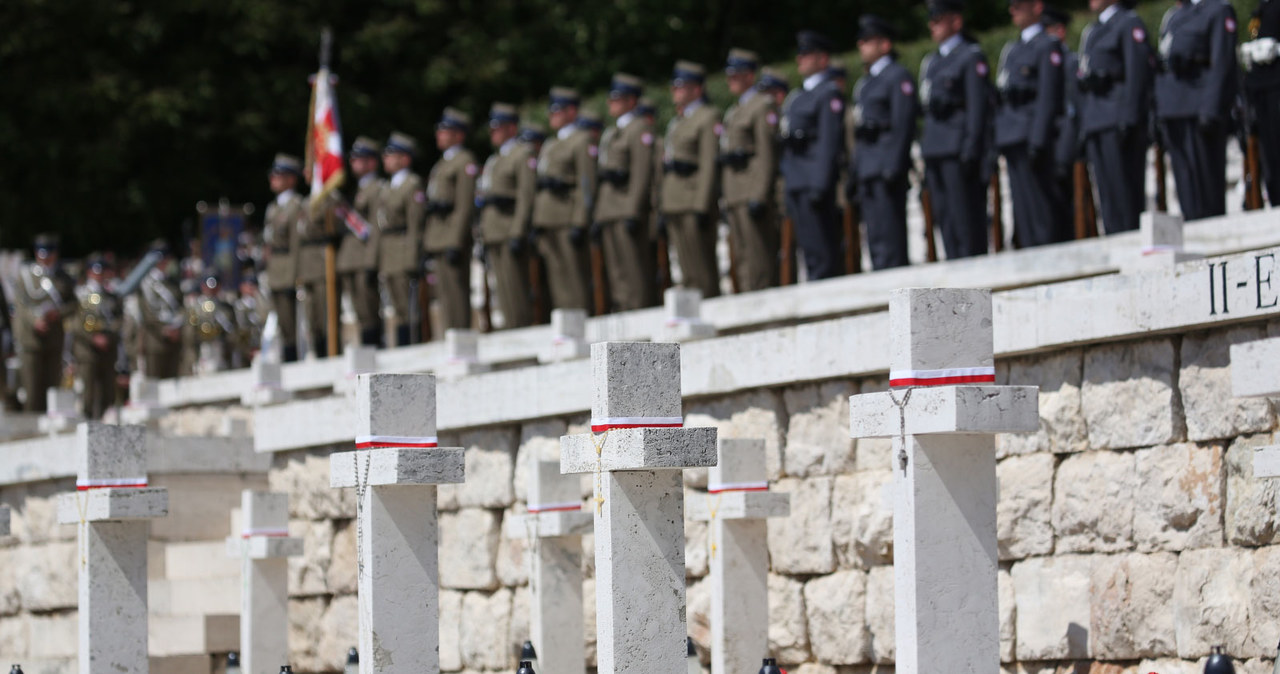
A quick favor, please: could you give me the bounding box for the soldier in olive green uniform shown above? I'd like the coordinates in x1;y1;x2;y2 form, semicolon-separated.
232;273;265;368
721;49;782;291
377;132;427;346
263;154;305;361
338;136;385;347
14;235;74;412
662;61;723;299
594;73;658;311
532;87;597;312
187;275;238;374
138;241;185;379
423;108;479;331
478;104;537;329
73;255;123;419
295;176;332;357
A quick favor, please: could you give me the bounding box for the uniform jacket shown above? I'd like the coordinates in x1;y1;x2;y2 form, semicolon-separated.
995;29;1065;150
187;295;238;344
1055;47;1084;168
263;191;304;288
532;127;597;228
1078;7;1154;135
478;140;538;244
595;113;657;222
423;147;479;253
139;268;184;353
1245;0;1280;89
920;38;993;162
14;263;74;350
721;89;780;206
852;57;921;181
296;199;328;284
337;174;384;273
377;171;426;274
1155;0;1239;122
780;74;845;192
72;280;122;358
661;102;721;215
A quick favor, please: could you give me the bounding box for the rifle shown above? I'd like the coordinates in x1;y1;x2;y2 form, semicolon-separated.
1073;161;1099;239
590;237;608;316
920;186;938;263
527;235;548;325
1152;118;1169;212
1238;92;1265;211
726;216;741;294
478;242;493;332
990;171;1004;253
843;201;862;275
656;219;673;292
779;216;795;285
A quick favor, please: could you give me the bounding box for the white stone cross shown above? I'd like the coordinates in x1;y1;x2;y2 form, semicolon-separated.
1120;211;1201;273
847;289;1038;674
659;288;715;343
688;438;788;674
335;346;379;395
40;388;82;434
329;373;465;674
561;342;717;674
439;329;491;378
1230;337;1280;477
56;422;170;674
542;309;590;363
121;375;167;425
226;491;303;674
504;458;592;674
242;356;292;407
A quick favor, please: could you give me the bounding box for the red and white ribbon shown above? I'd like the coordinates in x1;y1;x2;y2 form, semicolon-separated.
241;527;290;539
707;481;769;494
76;477;149;491
527;501;582;513
355;435;438;449
590;416;684;433
1140;245;1178;256
889;366;996;388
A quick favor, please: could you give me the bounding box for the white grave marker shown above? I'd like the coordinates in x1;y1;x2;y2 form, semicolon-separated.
848;289;1037;674
504;459;592;674
439;329;491;378
226;491;303;674
542;309;590;363
40;388;82;434
56;422;169;674
1119;211;1201;272
335;346;379;395
659;288;715;343
561;342;717;674
1229;337;1280;477
688;438;788;674
242;356;293;406
330;373;465;674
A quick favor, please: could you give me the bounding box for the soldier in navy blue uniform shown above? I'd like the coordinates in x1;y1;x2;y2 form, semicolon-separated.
1043;6;1083;224
851;15;920;269
780;30;847;281
1242;0;1280;205
1154;0;1238;220
1077;0;1153;233
920;0;994;259
997;0;1068;247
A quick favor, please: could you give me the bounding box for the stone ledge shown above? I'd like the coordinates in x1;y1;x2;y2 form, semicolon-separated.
560;428;718;473
329;447;466;487
0;433;268;488
56;487;169;522
848;386;1040;438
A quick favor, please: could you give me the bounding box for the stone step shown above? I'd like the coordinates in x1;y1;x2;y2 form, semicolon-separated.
164;540;241;580
150;576;241;615
150;654;216;674
149;613;239;657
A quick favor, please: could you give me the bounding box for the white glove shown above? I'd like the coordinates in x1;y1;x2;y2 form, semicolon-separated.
1241;38;1279;69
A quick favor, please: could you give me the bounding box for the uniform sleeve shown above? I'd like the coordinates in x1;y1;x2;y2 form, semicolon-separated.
962;50;991;164
1032;40;1065;151
752;104;780;202
624;127;655;219
513;153;536;239
406;179;426;259
572;137;597;227
1121;16;1153;130
815;89;845;191
450;163;477;250
888;72;921;177
287;204;303;287
1201;3;1239;122
696;114;720;213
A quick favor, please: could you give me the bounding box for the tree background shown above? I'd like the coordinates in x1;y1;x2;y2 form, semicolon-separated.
0;0;1254;257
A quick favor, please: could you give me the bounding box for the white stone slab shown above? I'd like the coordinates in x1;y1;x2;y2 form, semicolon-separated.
330;448;465;487
561;428;718;473
1254;445;1280;479
356;373;436;439
849;386;1040;438
1230;337;1280;398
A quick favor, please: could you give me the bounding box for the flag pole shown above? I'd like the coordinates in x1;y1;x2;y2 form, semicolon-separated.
317;28;341;357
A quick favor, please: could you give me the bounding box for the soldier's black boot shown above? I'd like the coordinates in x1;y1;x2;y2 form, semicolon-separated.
361;327;382;348
283;345;298;363
396;325;411;348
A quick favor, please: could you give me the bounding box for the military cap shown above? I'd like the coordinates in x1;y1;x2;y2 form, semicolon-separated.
489;103;519;127
148;238;170;256
725;48;761;74
86;252;113;273
351;136;382;158
270;153;303;177
672;60;707;85
385;131;418;156
549;87;581;111
827;58;849;80
438;107;471;132
758;67;790;92
857;14;897;41
609;73;644;99
242;273;258;286
33;233;60;253
203;274;220;290
1040;5;1070;26
577;109;604;130
796;30;835;54
518;120;548;143
927;0;965;18
635;97;657;116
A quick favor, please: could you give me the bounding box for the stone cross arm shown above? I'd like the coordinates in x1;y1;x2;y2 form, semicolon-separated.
849;385;1039;439
56;423;168;524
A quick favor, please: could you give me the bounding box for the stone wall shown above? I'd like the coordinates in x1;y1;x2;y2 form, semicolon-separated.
242;319;1280;674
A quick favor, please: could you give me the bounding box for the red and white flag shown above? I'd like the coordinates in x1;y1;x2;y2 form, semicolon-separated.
306;64;346;214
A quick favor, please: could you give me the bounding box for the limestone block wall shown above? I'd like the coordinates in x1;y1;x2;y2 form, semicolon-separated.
258;318;1280;674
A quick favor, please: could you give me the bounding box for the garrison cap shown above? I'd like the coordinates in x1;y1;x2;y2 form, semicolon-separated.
672;60;706;85
635;97;657;116
1040;5;1070;26
609;73;644;99
148;238;171;256
437;107;471;132
549;87;580;111
758;67;790;92
385;131;418;156
858;14;897;41
827;58;849;80
518;120;547;143
33;234;60;253
725;48;761;73
489;103;519;126
270;153;303;177
86;253;112;273
577;109;604;130
928;0;966;18
796;30;835;54
351;136;382;158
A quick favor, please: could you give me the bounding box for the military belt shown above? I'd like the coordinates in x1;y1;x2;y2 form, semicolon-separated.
381;226;407;234
717;151;754;169
425;200;455;216
481;196;516;211
854;125;885;142
663;160;698;176
536;177;572;194
999;88;1037;106
599;169;630;186
302;239;329;247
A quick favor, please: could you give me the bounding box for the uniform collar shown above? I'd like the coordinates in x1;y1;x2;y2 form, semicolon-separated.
499;137;518;156
275;189;297;206
1099;4;1120;23
391;168;410;187
802;72;827;91
443;145;462;160
1021;22;1044;42
557;124;576;140
617;110;636;129
358;172;378;187
681;98;705;117
738;88;758;105
939;33;965;56
870;55;893;77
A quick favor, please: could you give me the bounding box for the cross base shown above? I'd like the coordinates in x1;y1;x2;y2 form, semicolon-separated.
330;448;465;487
57;488;169;523
848;385;1039;439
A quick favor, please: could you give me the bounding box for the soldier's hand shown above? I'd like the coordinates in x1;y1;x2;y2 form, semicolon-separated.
445;248;463;265
34;318;47;333
747;201;765;219
508;237;525;255
91;333;110;351
569;227;587;247
589;222;605;243
623;218;640;235
163;326;181;342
